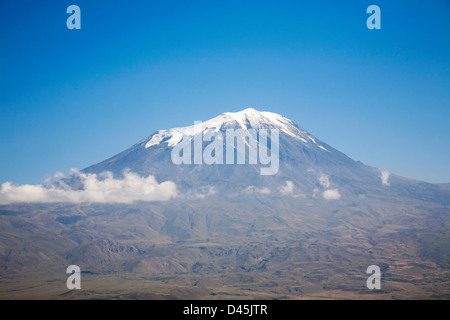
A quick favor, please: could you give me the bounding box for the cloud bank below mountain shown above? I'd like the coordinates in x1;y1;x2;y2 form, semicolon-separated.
0;169;178;204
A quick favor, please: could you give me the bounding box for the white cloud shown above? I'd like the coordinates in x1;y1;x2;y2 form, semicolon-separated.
279;180;294;195
0;169;177;205
194;186;217;199
243;186;271;195
312;188;319;198
322;189;341;200
319;174;330;188
380;169;390;186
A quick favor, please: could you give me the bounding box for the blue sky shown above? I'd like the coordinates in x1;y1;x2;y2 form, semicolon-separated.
0;0;449;184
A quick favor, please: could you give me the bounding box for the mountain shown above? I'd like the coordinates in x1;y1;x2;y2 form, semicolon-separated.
0;108;449;299
83;108;449;205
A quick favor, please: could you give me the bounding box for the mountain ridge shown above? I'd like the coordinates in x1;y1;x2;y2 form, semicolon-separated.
83;108;449;205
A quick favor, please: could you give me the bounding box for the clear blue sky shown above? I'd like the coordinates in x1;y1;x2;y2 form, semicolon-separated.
1;0;449;184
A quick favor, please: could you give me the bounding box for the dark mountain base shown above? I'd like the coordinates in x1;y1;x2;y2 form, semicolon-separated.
0;195;449;299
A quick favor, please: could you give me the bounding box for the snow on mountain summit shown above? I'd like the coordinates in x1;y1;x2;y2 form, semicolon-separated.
145;108;328;150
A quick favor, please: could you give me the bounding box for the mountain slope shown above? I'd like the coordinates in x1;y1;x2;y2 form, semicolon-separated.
83;108;449;205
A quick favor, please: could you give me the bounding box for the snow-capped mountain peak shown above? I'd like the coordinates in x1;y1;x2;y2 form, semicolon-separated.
144;108;328;150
